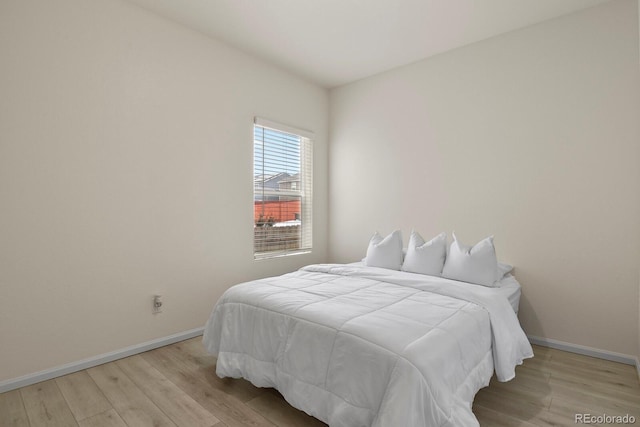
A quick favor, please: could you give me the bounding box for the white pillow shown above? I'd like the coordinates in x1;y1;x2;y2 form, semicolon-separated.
361;247;407;263
442;233;500;287
364;230;403;270
401;231;447;276
498;262;513;278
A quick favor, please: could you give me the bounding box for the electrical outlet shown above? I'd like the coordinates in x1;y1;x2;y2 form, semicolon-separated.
153;295;163;314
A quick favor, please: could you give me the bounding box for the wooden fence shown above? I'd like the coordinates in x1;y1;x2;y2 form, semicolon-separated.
254;225;301;253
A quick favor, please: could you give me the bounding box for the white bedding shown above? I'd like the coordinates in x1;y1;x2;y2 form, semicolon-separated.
203;264;533;427
351;261;523;314
495;274;522;314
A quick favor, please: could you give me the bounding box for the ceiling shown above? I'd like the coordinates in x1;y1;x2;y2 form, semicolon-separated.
124;0;612;88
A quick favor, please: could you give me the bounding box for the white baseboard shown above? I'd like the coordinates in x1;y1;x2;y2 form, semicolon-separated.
2;330;634;393
528;335;636;365
0;327;204;394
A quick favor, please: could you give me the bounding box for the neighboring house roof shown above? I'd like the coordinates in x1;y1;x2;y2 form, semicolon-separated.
277;173;300;183
254;172;290;189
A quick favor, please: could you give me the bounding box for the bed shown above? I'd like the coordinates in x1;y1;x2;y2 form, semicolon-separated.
202;263;532;427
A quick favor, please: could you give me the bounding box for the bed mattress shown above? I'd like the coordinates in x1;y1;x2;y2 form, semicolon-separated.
203;264;532;427
351;261;523;313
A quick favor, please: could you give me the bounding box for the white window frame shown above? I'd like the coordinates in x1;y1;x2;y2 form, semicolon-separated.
253;117;313;260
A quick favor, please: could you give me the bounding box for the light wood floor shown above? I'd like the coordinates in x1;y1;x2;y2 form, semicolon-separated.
1;338;639;427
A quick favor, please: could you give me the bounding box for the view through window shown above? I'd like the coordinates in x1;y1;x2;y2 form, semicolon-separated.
253;120;312;259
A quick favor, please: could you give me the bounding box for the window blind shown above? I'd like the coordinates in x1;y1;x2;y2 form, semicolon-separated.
253;118;313;259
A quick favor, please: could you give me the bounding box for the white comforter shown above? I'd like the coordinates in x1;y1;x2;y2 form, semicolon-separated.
203;264;533;427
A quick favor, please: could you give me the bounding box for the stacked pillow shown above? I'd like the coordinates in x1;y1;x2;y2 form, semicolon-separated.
402;231;447;276
364;230;403;270
441;232;500;287
363;230;512;287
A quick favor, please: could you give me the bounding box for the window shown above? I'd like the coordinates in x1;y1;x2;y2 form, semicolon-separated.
253;118;313;259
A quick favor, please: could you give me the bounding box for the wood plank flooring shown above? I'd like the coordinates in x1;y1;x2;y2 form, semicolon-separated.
1;338;638;427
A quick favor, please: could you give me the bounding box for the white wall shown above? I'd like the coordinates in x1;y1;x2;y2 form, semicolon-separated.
329;0;640;356
0;0;328;382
